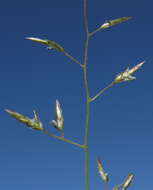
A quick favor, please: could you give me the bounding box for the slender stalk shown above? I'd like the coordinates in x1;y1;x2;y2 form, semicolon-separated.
42;129;84;148
89;27;102;37
63;50;84;68
90;81;115;102
83;0;91;190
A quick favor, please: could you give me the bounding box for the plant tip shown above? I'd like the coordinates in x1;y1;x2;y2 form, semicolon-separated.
5;109;11;113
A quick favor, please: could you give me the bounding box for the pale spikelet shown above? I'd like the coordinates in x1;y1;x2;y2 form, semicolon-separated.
26;37;49;45
128;61;144;75
122;173;134;190
97;159;109;182
51;100;64;131
114;61;145;83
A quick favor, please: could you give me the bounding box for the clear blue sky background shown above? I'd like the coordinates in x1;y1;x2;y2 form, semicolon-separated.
0;0;152;189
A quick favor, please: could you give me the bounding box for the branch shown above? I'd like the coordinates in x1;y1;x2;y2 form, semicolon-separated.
89;27;102;37
90;82;115;102
42;129;85;149
63;50;84;68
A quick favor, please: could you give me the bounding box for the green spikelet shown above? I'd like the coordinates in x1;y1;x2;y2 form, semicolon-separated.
100;17;132;29
5;109;44;131
26;37;64;52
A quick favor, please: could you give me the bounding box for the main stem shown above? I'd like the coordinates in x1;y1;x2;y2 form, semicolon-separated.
83;0;90;190
84;65;90;190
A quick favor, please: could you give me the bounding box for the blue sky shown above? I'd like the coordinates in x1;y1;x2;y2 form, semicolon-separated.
0;0;153;189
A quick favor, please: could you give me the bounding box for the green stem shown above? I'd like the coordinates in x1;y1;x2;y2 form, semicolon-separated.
83;65;90;190
90;82;115;102
42;129;84;148
63;50;84;68
89;27;102;37
83;1;90;190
